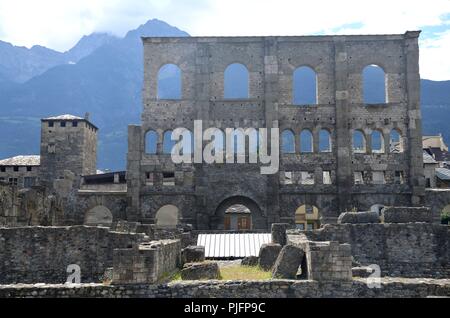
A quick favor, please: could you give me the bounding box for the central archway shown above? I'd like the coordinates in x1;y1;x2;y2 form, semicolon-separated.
213;196;266;231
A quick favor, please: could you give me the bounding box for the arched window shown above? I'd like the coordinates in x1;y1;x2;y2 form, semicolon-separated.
163;130;176;154
155;205;179;228
371;130;385;153
319;129;332;152
293;66;317;105
145;130;158;154
157;64;181;100
84;206;113;226
300;130;313;153
295;205;320;230
282;130;295;153
353;130;366;153
224;63;249;99
363;64;386;104
390;129;403;153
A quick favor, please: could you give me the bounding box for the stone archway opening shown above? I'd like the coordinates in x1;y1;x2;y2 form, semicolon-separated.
155;205;179;228
214;196;266;231
84;205;113;227
295;205;320;230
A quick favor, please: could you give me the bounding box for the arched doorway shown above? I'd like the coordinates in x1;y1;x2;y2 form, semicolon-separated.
214;196;266;230
295;205;320;230
84;205;113;227
155;205;179;228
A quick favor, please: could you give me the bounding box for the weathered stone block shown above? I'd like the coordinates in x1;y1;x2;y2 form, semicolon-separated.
181;262;220;280
382;207;432;224
272;245;305;279
271;223;290;246
241;256;259;267
338;211;380;224
181;246;205;264
258;243;282;271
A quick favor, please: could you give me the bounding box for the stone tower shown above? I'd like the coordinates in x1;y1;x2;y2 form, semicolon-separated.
39;114;98;186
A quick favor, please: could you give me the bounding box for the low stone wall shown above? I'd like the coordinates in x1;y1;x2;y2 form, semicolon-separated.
381;207;433;223
288;238;352;282
112;240;181;284
0;278;449;298
111;221;193;247
288;223;450;278
0;226;149;284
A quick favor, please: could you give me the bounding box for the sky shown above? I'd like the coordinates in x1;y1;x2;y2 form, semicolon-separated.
0;0;449;80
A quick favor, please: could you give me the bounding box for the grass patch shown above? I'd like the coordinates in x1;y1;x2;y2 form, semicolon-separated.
219;265;272;281
159;270;182;283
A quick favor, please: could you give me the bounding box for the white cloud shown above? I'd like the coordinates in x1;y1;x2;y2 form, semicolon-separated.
421;31;450;80
0;0;449;79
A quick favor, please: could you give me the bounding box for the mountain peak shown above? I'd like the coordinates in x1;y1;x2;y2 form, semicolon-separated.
125;18;189;39
65;32;118;62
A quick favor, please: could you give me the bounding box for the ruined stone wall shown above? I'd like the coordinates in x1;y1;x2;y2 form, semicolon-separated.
127;32;425;230
0;226;148;284
0;183;60;227
289;223;450;278
112;240;181;284
1;278;449;298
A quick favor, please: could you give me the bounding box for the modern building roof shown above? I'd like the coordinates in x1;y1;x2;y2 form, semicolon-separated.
0;155;40;166
197;233;271;258
423;151;438;164
436;168;450;181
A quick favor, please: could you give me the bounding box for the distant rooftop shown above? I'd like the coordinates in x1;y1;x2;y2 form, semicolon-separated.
423;151;438;164
41;113;98;130
423;135;448;152
42;114;84;120
0;155;40;166
436;168;450;181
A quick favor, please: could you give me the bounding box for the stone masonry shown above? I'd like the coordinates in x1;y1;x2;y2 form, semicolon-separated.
126;32;426;230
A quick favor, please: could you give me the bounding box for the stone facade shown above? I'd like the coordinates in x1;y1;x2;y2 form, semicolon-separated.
127;32;425;230
0;156;40;189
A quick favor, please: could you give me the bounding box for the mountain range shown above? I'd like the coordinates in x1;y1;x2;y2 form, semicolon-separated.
0;19;449;171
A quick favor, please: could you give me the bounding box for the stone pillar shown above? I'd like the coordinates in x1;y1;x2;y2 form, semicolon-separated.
126;125;142;222
333;37;353;213
264;38;281;230
404;31;425;207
